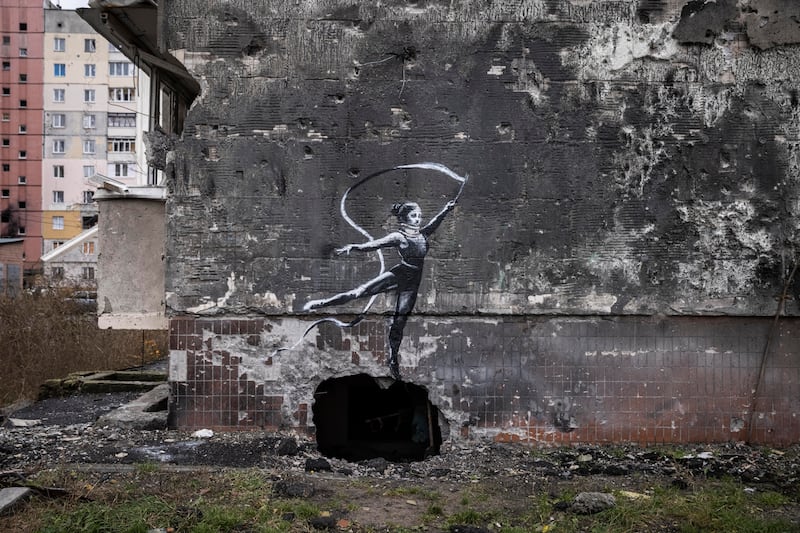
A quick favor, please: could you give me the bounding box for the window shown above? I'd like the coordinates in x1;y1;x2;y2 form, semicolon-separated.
18;48;27;57
108;43;119;53
52;216;64;230
109;138;135;153
52;113;65;127
2;113;8;121
83;241;95;254
19;23;27;31
1;87;9;96
84;63;95;77
53;165;64;178
53;88;65;102
54;63;65;77
84;39;96;53
18;73;26;83
1;164;8;171
19;99;27;108
82;114;96;129
83;139;95;154
2;36;9;45
0;211;9;222
53;140;65;154
1;61;9;71
18;125;26;133
0;189;8;197
109;87;134;102
83;165;95;178
52;242;64;250
1;138;8;147
83;89;95;103
82;215;97;229
53;191;64;203
112;163;129;177
18;176;26;184
82;191;95;204
53;38;65;52
109;61;133;76
51;266;64;279
18;150;26;159
18;201;25;209
17;226;25;235
108;113;136;127
82;267;95;280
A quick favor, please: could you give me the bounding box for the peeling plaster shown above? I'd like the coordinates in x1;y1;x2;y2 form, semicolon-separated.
561;22;680;78
185;272;238;314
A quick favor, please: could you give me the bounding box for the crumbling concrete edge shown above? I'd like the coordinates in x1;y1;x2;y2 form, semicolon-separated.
0;487;32;516
96;383;169;430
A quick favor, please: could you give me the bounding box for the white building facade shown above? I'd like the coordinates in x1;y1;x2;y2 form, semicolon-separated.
42;7;148;256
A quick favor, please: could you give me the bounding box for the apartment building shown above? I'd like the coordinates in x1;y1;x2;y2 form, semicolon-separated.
42;7;147;256
0;0;46;274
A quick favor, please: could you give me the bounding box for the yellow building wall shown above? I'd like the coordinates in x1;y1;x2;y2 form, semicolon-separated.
41;210;83;241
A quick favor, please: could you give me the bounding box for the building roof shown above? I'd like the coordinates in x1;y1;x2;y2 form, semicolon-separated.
40;226;99;263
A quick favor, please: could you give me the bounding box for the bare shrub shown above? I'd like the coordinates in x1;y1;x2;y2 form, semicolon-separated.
0;291;167;407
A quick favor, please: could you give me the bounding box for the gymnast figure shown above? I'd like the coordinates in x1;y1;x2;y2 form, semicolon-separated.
304;199;457;379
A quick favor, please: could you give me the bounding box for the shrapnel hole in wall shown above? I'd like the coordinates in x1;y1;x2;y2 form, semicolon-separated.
313;373;442;462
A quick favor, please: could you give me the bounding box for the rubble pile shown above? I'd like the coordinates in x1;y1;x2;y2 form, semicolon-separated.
1;419;798;494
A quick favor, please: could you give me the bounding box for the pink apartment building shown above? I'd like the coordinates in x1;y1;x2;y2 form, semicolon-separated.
0;0;46;277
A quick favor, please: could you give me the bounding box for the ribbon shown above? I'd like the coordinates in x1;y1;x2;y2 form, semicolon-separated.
272;162;468;356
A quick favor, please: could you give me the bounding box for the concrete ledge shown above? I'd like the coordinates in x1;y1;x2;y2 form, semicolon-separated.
98;313;169;330
96;383;169;430
40;370;167;399
0;487;32;515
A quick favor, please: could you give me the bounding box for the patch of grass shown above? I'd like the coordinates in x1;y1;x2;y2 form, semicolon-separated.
271;499;322;521
5;466;798;533
38;496;173;533
560;480;798;533
425;504;444;517
447;508;495;526
753;490;790;507
134;462;161;474
190;505;252;532
229;470;269;492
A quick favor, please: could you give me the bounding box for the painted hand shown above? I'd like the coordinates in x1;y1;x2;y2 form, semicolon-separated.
335;245;354;255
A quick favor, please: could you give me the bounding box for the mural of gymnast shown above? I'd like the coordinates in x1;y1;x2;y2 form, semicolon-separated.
304;199;457;379
297;163;468;380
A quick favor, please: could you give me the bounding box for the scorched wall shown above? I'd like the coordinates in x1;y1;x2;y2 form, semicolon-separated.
162;0;800;445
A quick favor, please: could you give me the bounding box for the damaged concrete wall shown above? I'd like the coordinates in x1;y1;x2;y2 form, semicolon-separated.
162;0;800;445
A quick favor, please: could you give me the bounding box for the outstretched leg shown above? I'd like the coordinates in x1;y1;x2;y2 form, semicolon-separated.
304;271;397;311
387;289;418;380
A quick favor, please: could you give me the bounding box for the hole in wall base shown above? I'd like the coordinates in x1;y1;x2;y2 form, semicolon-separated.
313;373;442;462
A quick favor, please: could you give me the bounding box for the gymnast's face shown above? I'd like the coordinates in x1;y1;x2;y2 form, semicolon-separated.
404;205;422;227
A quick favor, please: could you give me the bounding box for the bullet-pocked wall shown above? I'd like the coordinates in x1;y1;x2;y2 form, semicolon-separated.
162;0;800;445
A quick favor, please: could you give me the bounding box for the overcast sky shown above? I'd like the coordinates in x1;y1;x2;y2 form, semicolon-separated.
52;0;90;9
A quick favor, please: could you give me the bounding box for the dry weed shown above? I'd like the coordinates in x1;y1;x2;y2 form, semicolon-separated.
0;291;167;407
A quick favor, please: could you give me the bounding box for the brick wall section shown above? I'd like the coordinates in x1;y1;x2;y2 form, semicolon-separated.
169;315;800;445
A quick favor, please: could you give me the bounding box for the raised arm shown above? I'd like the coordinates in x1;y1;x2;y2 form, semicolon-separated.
336;232;405;255
421;200;456;236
